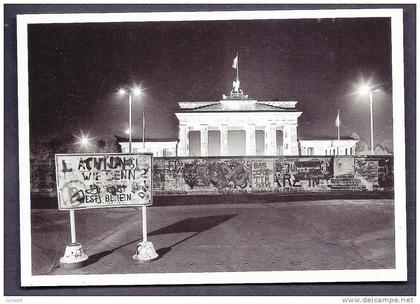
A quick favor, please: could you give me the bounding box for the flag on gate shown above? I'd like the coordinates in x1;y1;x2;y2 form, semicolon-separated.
232;55;238;69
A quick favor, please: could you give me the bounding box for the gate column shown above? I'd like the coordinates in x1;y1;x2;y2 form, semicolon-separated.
200;125;209;156
178;124;189;156
246;124;256;156
220;124;229;156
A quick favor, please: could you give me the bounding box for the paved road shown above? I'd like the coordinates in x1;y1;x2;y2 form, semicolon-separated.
31;198;394;275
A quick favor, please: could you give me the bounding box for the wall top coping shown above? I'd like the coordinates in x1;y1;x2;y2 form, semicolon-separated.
119;140;178;145
299;139;358;143
152;155;393;160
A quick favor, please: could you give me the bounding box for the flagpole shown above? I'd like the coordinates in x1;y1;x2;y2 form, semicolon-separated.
338;124;340;141
337;110;340;140
142;111;145;149
236;51;239;80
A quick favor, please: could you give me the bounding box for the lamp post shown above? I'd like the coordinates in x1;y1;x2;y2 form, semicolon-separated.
118;85;157;262
119;87;141;152
357;84;381;155
142;111;145;150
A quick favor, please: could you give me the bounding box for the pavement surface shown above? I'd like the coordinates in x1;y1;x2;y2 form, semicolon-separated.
31;198;395;275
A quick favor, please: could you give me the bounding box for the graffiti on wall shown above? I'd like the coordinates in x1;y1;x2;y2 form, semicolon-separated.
55;154;152;210
33;156;394;197
251;160;274;192
31;162;56;193
154;158;252;194
183;159;251;193
183;159;250;193
273;158;333;191
354;157;394;191
153;159;185;194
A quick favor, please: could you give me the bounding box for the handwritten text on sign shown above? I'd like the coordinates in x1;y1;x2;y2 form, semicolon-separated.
55;154;152;210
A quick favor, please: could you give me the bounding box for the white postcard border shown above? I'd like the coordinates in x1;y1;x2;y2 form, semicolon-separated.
17;8;407;287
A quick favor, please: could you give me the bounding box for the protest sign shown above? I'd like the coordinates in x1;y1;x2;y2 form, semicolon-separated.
55;153;153;210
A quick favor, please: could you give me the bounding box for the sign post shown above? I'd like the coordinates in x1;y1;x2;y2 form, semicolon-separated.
59;209;89;269
55;153;157;269
132;203;158;262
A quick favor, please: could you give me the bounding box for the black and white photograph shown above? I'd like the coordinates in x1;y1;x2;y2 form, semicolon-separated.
10;6;411;291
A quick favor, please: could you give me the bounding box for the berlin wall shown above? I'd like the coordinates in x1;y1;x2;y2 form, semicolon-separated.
153;156;394;195
30;161;56;196
31;156;394;196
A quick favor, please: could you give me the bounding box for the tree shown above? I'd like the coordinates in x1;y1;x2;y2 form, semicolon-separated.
30;138;51;162
106;135;121;152
375;144;391;155
381;139;393;154
97;139;106;151
350;132;360;141
95;135;120;153
351;132;370;155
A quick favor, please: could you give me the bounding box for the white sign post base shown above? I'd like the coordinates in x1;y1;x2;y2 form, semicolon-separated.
60;210;88;269
60;242;89;269
133;205;158;262
132;241;158;262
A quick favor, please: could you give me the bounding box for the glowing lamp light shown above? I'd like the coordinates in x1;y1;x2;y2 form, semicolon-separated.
118;86;142;96
357;84;371;96
133;87;142;96
125;128;131;135
74;132;94;151
353;79;382;156
80;136;90;146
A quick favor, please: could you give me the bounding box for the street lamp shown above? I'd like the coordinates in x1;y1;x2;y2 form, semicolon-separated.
118;86;142;153
118;84;156;262
357;83;381;155
80;136;90;147
75;132;94;152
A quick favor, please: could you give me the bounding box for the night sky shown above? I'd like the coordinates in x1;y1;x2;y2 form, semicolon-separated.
28;17;393;146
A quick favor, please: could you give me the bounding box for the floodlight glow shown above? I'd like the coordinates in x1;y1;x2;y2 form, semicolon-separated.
125;128;131;135
74;132;93;149
80;136;90;146
118;88;127;95
357;84;371;96
133;87;141;96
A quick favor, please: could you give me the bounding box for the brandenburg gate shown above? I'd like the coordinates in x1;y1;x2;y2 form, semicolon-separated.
175;79;302;156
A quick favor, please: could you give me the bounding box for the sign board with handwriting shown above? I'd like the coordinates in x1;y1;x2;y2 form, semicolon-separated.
55;153;153;210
